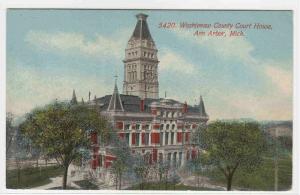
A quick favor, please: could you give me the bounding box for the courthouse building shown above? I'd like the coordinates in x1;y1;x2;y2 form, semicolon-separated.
73;13;209;176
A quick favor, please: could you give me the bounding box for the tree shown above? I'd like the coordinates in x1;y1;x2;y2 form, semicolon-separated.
6;112;15;157
133;154;151;190
110;136;134;190
20;102;108;189
198;120;267;190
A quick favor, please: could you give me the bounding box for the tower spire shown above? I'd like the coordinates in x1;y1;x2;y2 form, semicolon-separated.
130;13;153;41
70;89;77;105
108;76;124;112
199;95;207;117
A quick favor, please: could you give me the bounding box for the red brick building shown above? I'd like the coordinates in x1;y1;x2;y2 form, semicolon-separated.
81;13;209;177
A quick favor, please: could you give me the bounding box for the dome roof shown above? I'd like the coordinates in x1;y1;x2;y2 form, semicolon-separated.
150;101;160;107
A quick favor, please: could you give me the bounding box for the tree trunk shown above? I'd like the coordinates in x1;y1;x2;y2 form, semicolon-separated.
119;173;122;190
227;174;233;191
17;167;21;185
62;165;69;189
115;174;118;190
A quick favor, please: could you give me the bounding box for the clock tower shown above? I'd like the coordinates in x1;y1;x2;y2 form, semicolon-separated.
123;13;159;99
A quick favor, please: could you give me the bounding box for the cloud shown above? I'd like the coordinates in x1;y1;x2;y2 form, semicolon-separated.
159;48;198;74
264;65;292;96
6;59;113;117
25;29;131;60
168;29;293;120
202;84;292;121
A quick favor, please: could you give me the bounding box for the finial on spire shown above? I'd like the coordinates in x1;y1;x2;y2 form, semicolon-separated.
114;74;118;84
136;13;148;21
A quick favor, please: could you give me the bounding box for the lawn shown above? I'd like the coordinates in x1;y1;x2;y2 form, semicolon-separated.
74;180;99;190
6;165;64;189
126;182;217;191
200;155;292;191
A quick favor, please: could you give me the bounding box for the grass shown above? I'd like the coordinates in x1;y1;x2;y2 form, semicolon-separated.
74;180;99;190
48;186;78;190
200;154;292;191
126;182;217;191
6;165;64;189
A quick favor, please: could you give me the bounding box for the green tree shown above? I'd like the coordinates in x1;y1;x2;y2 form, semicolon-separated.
133;154;151;190
6;112;15;157
198;121;267;190
110;137;134;190
20;102;108;189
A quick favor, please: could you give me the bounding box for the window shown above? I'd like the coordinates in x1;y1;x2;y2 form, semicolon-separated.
136;124;141;130
179;152;182;166
125;124;130;130
171;132;174;145
157;111;161;116
166;124;170;130
160;124;164;130
145;133;150;145
172;124;175;130
145;124;150;130
173;152;177;167
125;133;130;145
160;132;163;145
165;132;169;145
163;111;167;118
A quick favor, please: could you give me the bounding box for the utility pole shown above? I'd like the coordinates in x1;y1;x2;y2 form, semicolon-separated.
274;128;278;191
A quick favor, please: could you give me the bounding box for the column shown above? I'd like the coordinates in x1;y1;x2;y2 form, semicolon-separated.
170;153;173;167
139;133;142;146
162;132;165;146
182;151;185;166
149;132;151;146
129;132;132;147
168;132;171;145
174;132;177;145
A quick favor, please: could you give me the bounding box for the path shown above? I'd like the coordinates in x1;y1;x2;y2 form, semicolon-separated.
179;175;226;190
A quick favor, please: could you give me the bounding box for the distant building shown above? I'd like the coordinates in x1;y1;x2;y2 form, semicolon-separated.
72;13;209;182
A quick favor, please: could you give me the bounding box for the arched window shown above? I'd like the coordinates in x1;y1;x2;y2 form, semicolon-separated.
160;124;164;130
172;124;175;130
166;124;170;130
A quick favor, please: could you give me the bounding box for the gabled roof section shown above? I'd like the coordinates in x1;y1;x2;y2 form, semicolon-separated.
107;82;124;112
199;96;208;117
130;13;153;41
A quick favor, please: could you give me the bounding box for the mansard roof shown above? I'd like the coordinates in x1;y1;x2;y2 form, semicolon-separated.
94;94;201;114
130;13;153;41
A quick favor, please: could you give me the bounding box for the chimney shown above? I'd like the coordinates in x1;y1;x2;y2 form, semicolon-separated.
140;99;145;112
183;101;188;113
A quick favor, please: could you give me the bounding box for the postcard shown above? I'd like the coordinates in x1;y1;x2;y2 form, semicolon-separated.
3;6;296;195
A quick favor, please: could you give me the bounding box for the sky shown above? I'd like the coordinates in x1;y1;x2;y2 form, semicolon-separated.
6;9;293;121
